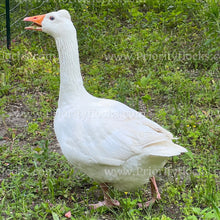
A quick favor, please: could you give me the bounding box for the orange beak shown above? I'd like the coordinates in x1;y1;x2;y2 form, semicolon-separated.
23;14;46;31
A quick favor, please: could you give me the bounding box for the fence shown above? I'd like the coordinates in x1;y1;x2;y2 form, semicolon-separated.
0;0;106;50
1;1;49;49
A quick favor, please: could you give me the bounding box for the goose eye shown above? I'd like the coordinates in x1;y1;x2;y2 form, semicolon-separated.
50;16;55;21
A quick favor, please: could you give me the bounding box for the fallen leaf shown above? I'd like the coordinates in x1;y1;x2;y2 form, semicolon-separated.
65;211;71;218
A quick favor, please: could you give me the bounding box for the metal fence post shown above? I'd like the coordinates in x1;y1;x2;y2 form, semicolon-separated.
5;0;10;50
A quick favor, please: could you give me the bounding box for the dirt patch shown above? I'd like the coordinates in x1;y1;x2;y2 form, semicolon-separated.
0;103;27;145
0;102;62;154
49;138;62;154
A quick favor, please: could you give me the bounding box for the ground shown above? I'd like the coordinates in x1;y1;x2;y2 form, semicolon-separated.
0;0;219;219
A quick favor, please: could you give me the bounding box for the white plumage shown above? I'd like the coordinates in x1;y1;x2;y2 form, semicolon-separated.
24;9;187;208
54;97;186;191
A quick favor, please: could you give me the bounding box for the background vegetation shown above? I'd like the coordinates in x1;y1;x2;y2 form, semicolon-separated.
0;0;219;219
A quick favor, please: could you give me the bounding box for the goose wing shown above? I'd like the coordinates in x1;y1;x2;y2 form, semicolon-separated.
55;98;187;166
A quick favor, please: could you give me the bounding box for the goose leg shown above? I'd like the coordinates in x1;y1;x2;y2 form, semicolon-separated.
90;183;120;209
138;176;161;208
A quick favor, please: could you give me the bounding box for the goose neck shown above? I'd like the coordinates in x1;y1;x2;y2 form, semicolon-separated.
55;35;88;106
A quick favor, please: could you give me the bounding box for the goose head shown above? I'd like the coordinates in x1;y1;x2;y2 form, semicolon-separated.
24;9;75;38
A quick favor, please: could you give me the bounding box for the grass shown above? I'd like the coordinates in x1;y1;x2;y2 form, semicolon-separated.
0;0;220;219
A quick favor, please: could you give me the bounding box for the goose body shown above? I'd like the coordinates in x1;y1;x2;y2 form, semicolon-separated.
24;9;187;207
55;96;186;191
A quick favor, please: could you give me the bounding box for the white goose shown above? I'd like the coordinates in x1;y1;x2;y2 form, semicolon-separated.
24;10;187;209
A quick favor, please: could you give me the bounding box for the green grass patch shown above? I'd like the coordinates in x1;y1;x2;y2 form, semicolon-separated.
0;0;219;219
